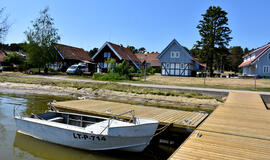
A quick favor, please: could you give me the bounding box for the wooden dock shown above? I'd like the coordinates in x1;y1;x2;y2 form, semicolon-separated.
53;99;208;130
169;92;270;159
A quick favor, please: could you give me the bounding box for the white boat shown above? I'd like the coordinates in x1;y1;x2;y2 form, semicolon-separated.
14;107;159;152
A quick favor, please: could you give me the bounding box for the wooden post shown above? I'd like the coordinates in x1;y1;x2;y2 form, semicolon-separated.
255;64;257;89
143;53;147;81
144;61;146;81
204;64;207;86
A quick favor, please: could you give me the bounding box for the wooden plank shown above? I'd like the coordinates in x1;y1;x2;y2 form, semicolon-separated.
170;130;270;160
170;92;270;159
53;99;208;129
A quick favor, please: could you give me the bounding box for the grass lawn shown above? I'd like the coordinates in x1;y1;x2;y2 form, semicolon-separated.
66;73;270;92
2;71;270;92
145;74;270;92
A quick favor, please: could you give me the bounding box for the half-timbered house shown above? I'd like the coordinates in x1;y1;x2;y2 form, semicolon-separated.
158;39;202;76
92;42;140;73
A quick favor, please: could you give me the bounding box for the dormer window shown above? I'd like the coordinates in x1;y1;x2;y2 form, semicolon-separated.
171;51;180;58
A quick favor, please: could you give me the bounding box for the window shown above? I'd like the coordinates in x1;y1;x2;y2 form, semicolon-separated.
171;63;175;69
171;52;174;58
180;63;184;69
263;66;270;73
170;51;180;58
104;63;108;68
175;52;179;58
269;53;270;60
104;52;111;58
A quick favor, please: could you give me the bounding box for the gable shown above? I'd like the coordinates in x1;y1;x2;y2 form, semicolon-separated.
93;42;140;69
93;45;123;62
239;44;270;68
158;39;193;63
256;48;270;66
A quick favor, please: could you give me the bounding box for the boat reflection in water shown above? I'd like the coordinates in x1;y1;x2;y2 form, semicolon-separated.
13;131;150;160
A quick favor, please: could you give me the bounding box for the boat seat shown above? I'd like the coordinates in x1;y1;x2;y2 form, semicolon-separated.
48;117;64;123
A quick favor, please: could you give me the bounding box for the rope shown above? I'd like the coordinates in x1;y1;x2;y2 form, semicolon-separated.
153;123;173;137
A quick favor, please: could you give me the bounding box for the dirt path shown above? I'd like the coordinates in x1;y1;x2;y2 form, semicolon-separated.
23;74;270;97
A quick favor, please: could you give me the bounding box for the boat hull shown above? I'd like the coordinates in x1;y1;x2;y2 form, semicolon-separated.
15;117;158;152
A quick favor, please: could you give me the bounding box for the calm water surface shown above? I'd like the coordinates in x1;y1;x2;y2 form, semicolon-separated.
0;93;172;160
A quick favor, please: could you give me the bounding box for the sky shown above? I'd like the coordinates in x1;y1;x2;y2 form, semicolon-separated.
1;0;270;52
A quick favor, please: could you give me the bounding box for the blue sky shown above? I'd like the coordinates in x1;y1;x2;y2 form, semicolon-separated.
1;0;270;52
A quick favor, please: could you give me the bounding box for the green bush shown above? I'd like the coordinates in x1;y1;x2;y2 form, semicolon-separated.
4;52;24;65
17;62;29;72
93;72;127;81
147;67;156;75
94;59;135;81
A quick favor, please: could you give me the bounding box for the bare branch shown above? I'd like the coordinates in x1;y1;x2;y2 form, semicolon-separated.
0;7;10;42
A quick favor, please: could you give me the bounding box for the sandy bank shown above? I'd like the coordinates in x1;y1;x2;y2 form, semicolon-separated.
0;82;221;111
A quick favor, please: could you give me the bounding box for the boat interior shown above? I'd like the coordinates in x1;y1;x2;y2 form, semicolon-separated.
31;111;107;127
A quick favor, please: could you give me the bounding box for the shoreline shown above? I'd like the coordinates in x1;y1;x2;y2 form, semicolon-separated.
0;82;219;112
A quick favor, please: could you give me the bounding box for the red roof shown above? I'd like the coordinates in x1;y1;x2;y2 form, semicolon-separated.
0;53;4;62
193;58;206;67
56;44;91;62
239;43;270;67
108;42;140;63
135;53;161;67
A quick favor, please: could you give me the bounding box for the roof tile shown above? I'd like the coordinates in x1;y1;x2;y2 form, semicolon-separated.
56;44;91;62
135;53;161;67
108;42;140;63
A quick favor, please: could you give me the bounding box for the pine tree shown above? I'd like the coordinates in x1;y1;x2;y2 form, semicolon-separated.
229;46;243;72
195;6;232;76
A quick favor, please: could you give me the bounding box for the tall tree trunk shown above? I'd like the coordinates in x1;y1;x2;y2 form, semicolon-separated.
209;49;214;77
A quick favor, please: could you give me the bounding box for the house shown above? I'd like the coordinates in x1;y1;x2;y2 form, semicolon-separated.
53;44;91;71
158;39;203;76
92;42;140;73
135;52;161;70
239;43;270;77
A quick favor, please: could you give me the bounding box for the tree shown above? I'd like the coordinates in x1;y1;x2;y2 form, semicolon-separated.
9;43;25;51
127;45;138;54
195;6;232;76
182;46;190;53
127;45;148;54
227;46;243;72
138;47;146;53
88;47;98;58
24;7;60;73
243;47;249;55
0;8;10;42
4;52;24;65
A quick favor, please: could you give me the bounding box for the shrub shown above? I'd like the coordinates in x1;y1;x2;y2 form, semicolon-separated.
94;59;135;81
17;62;29;72
4;52;24;65
147;67;156;75
93;72;126;81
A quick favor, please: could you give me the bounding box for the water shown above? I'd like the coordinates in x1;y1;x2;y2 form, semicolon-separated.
0;93;172;160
